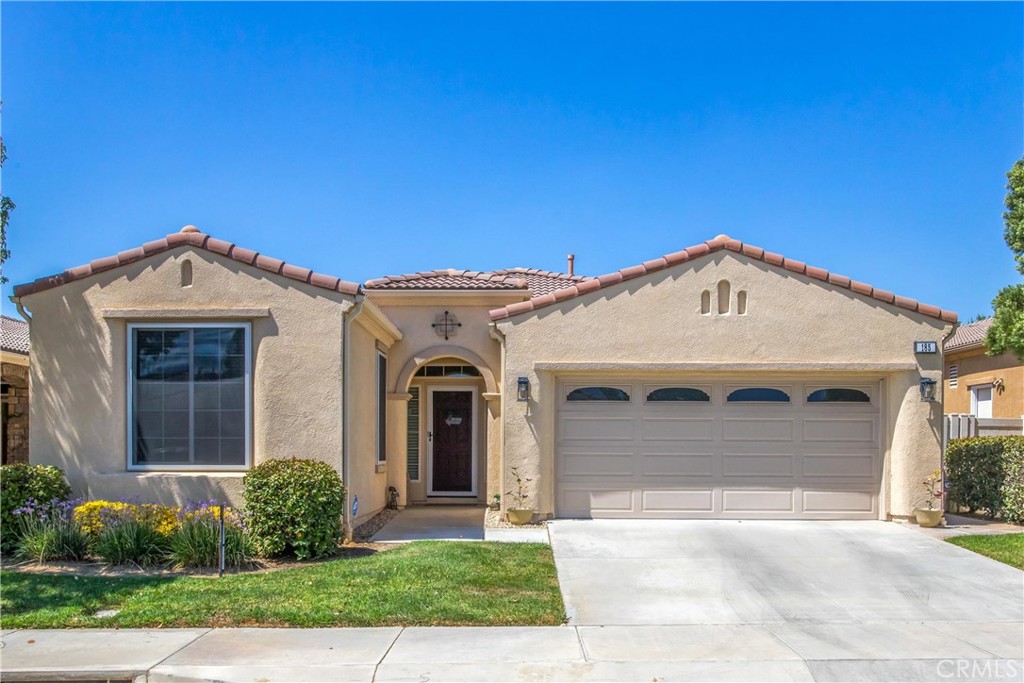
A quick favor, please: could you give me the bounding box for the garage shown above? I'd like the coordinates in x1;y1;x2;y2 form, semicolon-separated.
556;378;882;519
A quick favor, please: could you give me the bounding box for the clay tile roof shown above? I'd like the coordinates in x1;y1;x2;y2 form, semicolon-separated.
944;317;993;352
489;268;594;297
12;227;362;298
364;269;531;291
488;234;958;324
1;315;29;355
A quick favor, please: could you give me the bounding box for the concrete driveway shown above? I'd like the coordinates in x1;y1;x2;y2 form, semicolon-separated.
549;519;1024;627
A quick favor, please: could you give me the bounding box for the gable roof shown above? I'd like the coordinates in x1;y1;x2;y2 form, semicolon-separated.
489;234;958;323
13;226;361;298
1;315;29;355
365;270;529;291
945;317;992;352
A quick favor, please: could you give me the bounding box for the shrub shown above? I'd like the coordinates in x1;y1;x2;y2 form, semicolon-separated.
243;458;345;560
93;505;170;566
168;501;252;569
75;501;178;537
12;498;91;562
946;436;1024;522
1;464;72;551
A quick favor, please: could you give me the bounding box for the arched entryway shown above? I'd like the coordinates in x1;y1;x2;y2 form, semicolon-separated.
389;345;501;506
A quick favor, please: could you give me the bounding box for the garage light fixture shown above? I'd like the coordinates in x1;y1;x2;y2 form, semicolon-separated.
517;377;530;402
919;378;937;402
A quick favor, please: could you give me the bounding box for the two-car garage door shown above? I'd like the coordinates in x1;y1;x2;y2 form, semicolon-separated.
556;378;882;519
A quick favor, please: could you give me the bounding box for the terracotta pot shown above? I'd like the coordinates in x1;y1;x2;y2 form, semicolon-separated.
506;509;534;525
914;508;944;528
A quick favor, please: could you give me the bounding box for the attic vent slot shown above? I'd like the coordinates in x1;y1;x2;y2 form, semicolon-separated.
948;364;958;389
717;280;731;315
737;290;748;315
180;259;193;288
700;290;711;315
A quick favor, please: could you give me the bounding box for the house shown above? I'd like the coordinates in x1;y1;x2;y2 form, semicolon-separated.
12;227;955;526
1;314;30;464
943;317;1023;436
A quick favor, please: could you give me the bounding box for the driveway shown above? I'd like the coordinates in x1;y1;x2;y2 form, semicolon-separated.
549;519;1024;627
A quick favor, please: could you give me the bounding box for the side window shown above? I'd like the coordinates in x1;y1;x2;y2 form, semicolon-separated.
726;387;790;403
377;352;387;464
566;386;631;402
646;387;711;403
806;388;871;403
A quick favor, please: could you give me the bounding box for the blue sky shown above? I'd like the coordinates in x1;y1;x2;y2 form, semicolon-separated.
2;2;1021;319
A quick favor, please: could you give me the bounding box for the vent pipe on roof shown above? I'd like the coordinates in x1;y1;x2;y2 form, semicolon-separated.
567;254;575;276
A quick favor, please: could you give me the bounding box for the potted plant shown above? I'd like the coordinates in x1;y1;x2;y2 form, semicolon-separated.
915;470;945;528
505;467;534;525
489;493;501;511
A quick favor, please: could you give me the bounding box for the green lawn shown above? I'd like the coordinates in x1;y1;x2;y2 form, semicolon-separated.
0;541;565;628
947;533;1024;570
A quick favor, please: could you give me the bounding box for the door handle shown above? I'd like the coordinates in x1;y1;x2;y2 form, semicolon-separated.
428;431;433;442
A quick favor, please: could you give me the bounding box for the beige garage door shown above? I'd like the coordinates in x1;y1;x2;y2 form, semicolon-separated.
556;378;882;519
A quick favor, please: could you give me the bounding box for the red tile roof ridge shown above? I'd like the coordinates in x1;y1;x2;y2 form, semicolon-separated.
488;234;957;324
364;269;530;290
13;226;361;298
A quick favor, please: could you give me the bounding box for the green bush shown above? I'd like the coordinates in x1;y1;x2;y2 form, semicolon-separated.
93;506;170;566
243;458;346;560
13;499;91;562
1;464;72;551
946;436;1024;522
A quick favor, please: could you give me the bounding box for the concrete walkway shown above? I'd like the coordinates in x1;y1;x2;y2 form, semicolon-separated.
370;505;549;544
3;623;1021;682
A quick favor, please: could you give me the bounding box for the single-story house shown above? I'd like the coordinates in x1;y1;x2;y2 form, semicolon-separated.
943;317;1023;437
1;314;30;464
12;227;956;528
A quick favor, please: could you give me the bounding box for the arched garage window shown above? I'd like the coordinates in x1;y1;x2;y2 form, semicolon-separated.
807;388;870;403
646;387;711;402
566;387;630;402
727;387;790;403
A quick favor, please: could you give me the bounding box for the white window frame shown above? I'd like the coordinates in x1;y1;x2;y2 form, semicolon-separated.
127;322;252;472
970;384;994;419
376;350;388;465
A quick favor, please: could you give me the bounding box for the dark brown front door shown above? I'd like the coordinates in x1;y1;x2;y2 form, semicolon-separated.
431;390;474;494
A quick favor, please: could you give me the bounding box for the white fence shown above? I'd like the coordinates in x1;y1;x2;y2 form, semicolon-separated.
944;414;1024;445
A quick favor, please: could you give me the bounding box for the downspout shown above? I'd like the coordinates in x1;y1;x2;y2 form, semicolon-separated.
489;322;507;515
342;296;366;541
9;296;31;322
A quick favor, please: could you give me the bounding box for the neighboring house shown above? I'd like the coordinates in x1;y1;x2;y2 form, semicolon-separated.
943;317;1023;436
12;227;955;525
1;314;30;464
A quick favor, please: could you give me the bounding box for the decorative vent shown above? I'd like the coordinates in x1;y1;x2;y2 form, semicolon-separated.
407;388;420;481
948;364;959;389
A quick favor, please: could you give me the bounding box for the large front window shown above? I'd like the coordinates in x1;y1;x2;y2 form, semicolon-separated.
129;323;250;470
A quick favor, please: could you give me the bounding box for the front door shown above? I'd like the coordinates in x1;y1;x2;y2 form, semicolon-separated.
428;388;476;496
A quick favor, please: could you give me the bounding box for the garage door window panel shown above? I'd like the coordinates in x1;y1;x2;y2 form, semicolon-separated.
565;386;631;402
726;387;791;403
645;386;712;403
806;388;872;404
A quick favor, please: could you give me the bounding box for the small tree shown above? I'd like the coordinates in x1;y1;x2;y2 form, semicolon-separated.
0;136;12;285
986;158;1024;360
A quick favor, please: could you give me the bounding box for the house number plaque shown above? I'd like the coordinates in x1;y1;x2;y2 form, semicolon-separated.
914;341;938;354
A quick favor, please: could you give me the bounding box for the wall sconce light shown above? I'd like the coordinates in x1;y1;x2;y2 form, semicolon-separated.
517;377;530;402
919;377;937;402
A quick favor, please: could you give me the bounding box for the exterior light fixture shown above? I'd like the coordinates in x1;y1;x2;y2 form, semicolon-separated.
517;377;530;402
919;378;937;402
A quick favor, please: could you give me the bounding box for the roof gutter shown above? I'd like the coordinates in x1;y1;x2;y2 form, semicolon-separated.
9;295;31;323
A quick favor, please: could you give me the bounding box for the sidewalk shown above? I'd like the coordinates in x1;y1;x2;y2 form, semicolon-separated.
2;623;1021;682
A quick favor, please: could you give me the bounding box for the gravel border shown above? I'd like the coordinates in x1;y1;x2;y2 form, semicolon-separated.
485;508;548;529
353;507;401;541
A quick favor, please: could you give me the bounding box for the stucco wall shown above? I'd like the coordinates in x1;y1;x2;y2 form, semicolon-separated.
496;252;952;519
20;247;351;506
347;319;390;525
944;348;1023;418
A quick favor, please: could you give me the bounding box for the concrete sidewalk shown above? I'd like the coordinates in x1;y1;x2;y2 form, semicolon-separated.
2;624;1021;682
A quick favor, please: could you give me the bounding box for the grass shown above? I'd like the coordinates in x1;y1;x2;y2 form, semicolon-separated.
0;541;565;628
947;533;1024;570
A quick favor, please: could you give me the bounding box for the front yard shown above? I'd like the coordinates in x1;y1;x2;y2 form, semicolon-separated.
946;533;1024;570
0;541;565;628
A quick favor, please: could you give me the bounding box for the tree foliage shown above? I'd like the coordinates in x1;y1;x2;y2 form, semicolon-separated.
986;158;1024;360
0;137;11;285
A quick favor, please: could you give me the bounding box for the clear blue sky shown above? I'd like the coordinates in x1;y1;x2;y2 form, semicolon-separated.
2;2;1021;319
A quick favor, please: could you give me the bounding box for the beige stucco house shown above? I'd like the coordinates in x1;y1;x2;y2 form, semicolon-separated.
12;227;956;528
